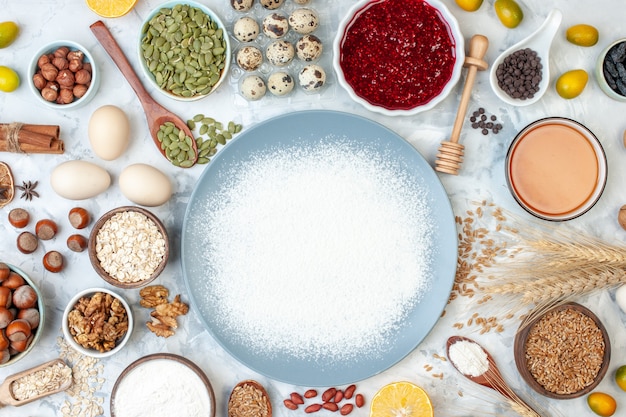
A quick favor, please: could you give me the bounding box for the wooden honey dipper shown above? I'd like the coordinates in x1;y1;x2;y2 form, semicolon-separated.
435;35;489;175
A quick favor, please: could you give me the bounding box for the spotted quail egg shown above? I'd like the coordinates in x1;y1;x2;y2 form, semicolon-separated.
296;34;323;62
240;75;267;100
262;13;289;39
237;46;263;71
260;0;284;9
299;64;326;92
231;0;254;12
234;17;260;42
289;8;319;34
267;72;295;96
266;40;294;67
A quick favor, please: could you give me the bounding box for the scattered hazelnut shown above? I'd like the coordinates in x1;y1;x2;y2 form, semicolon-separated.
54;46;70;59
68;207;90;229
67;234;88;252
74;68;91;85
619;205;626;230
68;58;83;72
16;231;38;254
73;83;88;99
56;69;75;88
37;54;50;68
40;62;58;81
8;208;30;228
52;56;68;70
43;251;64;273
32;72;46;90
35;219;58;240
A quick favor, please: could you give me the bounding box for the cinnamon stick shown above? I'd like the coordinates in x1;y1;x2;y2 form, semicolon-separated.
0;123;64;154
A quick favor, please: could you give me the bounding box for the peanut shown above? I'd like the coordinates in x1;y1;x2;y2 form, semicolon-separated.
305;404;322;413
322;388;337;402
323;402;339;412
340;404;354;415
344;384;356;399
304;389;318;398
283;399;298;410
334;390;344;403
290;392;304;405
355;393;365;408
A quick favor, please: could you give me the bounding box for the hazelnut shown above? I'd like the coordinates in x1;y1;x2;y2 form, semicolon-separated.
56;69;75;88
67;50;84;61
2;272;25;290
6;319;31;342
12;285;37;310
37;54;50;68
73;83;89;99
58;88;74;104
53;46;70;59
619;205;626;230
17;308;40;330
40;62;58;81
52;56;68;70
41;86;58;102
82;62;92;73
68;58;83;72
74;68;91;85
32;72;46;90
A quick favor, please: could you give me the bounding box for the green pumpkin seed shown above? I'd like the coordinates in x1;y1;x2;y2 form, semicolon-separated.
197;157;210;164
179;159;194;168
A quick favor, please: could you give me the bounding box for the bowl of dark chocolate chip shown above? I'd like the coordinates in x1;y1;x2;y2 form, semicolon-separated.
596;38;626;102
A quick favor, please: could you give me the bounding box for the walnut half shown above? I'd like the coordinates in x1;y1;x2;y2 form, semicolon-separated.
140;286;189;338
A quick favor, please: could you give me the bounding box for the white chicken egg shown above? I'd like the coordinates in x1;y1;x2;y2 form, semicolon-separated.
616;284;626;314
119;163;172;207
88;105;130;161
51;160;111;200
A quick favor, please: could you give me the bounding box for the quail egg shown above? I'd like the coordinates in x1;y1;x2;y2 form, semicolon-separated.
262;13;289;39
296;34;323;62
240;75;267;100
289;8;319;34
299;64;326;92
231;0;254;11
266;40;294;67
237;46;263;71
260;0;284;9
233;17;260;42
267;72;295;96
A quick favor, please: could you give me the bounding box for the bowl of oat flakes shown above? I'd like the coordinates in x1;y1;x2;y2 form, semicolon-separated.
88;206;169;289
62;287;133;358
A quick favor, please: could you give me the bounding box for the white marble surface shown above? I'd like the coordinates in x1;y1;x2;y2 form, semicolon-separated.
1;0;626;416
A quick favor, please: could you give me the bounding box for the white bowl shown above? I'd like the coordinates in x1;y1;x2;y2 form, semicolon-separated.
28;40;100;109
596;38;626;102
333;0;464;116
138;0;231;102
62;287;133;358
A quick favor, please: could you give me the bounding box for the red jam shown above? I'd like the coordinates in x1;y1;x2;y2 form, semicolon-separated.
339;0;457;110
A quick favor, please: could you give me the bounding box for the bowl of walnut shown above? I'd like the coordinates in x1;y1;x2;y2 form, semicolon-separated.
28;40;100;109
62;287;133;358
88;206;169;289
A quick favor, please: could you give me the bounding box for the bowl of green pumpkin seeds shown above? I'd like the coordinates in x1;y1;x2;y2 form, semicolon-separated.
139;1;231;101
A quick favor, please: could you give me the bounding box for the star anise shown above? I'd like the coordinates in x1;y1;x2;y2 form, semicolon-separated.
15;180;39;201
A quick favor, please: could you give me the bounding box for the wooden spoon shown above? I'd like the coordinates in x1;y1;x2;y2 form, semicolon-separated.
89;20;197;166
446;336;538;413
229;380;272;417
435;34;489;175
0;358;72;407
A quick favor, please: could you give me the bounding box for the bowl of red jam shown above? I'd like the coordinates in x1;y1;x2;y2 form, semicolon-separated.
333;0;465;116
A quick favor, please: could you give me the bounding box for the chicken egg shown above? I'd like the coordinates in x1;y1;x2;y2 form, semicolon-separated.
119;163;172;207
616;284;626;314
51;160;111;200
88;105;130;161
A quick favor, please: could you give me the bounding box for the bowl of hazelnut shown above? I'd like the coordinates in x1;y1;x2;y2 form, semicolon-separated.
0;262;45;368
28;40;100;109
62;287;133;358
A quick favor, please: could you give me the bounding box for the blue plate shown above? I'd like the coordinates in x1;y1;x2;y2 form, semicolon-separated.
181;110;457;386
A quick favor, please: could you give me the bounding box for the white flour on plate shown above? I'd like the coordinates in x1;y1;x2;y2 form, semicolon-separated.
198;138;435;361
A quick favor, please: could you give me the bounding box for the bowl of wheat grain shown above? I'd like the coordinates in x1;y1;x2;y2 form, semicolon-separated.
514;302;610;399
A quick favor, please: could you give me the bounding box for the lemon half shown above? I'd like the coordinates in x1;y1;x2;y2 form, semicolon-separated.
86;0;138;18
